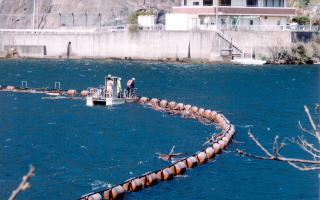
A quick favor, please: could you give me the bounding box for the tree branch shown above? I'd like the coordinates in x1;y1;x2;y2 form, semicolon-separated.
8;165;35;200
248;131;273;157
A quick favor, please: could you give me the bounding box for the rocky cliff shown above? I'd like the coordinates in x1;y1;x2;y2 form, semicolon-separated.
0;0;180;29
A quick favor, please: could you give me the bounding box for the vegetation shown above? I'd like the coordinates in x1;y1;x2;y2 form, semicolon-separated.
266;41;319;64
136;11;154;16
298;0;309;7
127;10;155;24
128;24;139;33
292;16;310;25
127;12;139;24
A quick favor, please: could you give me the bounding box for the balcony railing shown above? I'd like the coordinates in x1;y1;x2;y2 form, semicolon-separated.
198;24;320;31
172;6;295;16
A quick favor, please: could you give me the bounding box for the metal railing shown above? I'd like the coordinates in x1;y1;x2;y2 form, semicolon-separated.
218;24;320;32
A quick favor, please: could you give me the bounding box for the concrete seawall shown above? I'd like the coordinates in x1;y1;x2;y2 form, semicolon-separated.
0;30;292;61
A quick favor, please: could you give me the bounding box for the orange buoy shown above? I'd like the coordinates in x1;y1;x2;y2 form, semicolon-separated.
212;143;221;153
150;98;159;105
168;101;176;109
215;114;224;124
210;111;217;121
186;156;198;168
67;89;77;96
156;170;163;180
103;189;111;200
6;85;15;91
226;131;233;140
229;125;235;135
205;147;215;159
169;165;177;175
174;162;186;175
176;103;184;110
160;100;168;108
218;140;227;149
140;175;147;186
80;90;88;97
204;109;212;118
219;121;229;130
191;106;199;113
122;181;131;191
162;168;174;180
111;185;125;200
88;193;102;200
222;136;230;144
139;97;148;103
198;108;205;116
184;104;192;111
130;178;142;191
146;173;157;186
196;152;208;164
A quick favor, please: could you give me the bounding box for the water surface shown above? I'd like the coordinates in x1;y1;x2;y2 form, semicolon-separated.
0;59;319;200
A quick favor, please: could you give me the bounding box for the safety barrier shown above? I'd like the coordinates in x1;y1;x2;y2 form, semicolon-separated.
79;96;235;200
0;84;89;97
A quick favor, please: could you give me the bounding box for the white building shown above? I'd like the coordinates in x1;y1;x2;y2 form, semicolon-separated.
166;0;296;31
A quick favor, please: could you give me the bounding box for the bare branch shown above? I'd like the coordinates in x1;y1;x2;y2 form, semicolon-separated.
298;121;316;137
248;131;273;157
314;103;319;125
235;149;276;160
287;161;320;171
236;104;320;171
304;105;317;132
8;165;35;200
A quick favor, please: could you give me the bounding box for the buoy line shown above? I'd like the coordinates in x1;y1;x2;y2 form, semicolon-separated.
78;96;235;200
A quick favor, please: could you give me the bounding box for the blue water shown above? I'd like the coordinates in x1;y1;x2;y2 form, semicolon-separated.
0;59;319;200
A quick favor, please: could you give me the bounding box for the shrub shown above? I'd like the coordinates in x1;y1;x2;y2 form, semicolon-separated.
128;24;139;33
292;16;310;25
127;12;138;24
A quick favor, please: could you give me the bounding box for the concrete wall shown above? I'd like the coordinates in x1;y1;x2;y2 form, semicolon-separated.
223;30;292;57
0;31;226;61
0;30;292;61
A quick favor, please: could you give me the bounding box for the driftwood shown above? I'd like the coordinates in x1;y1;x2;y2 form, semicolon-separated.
8;165;35;200
155;146;186;162
236;104;320;171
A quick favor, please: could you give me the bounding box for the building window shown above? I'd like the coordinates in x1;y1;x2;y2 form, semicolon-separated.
203;0;213;6
184;0;187;6
219;0;231;6
249;19;254;25
265;0;284;7
193;2;200;5
247;0;258;7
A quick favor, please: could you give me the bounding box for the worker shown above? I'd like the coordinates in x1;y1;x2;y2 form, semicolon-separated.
106;76;113;98
126;77;135;97
117;78;122;98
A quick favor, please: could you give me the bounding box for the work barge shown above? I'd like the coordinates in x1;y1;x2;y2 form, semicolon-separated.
0;80;235;200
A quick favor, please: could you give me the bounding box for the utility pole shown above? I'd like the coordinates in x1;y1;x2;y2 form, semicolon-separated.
72;13;74;26
85;12;88;27
215;5;218;31
32;0;36;29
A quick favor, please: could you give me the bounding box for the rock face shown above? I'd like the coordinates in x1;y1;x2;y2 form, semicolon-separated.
0;0;180;29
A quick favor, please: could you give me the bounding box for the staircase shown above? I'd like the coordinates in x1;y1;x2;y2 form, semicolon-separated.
216;31;243;58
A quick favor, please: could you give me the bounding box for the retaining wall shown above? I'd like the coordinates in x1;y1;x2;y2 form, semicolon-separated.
0;30;294;61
